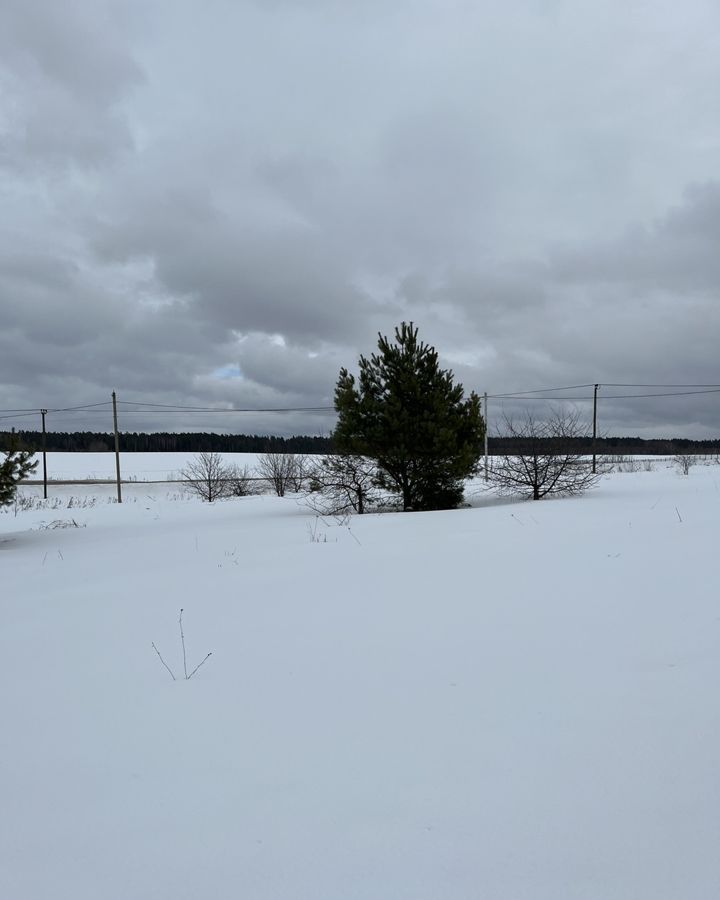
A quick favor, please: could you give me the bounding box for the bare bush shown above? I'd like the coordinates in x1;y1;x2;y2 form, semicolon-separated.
607;454;639;473
256;453;307;497
674;453;696;475
225;463;256;496
305;454;379;515
288;454;310;492
180;451;236;502
491;410;603;501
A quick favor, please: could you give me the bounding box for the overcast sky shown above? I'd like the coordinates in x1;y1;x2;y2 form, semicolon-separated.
2;0;720;438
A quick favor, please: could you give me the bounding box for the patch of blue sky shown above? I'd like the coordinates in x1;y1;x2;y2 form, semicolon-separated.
212;365;243;379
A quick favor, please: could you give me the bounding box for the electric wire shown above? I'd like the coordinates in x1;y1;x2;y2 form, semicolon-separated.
49;401;112;412
0;410;45;422
601;382;720;388
2;382;720;424
117;401;335;412
488;383;595;398
496;388;720;401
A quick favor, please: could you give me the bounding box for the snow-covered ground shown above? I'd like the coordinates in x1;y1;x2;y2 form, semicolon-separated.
22;450;266;482
2;462;719;899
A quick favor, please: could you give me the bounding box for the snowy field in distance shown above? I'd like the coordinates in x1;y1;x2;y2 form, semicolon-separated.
23;451;677;483
24;450;266;482
2;462;720;899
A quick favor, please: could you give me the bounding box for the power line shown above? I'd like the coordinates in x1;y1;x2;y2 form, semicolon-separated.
0;401;112;419
496;388;720;401
49;401;112;412
21;407;336;415
489;383;596;398
0;404;335;419
602;388;720;399
490;382;720;399
601;382;720;388
117;402;335;412
0;410;43;422
2;381;720;422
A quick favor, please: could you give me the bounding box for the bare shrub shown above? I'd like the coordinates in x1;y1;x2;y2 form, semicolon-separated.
180;451;236;502
491;410;603;501
256;453;307;497
288;454;310;492
225;463;256;496
674;453;696;475
305;454;379;515
608;455;639;473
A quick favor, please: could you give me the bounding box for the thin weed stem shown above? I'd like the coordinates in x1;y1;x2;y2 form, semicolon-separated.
152;642;177;681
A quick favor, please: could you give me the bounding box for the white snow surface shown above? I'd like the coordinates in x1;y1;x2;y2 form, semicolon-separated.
25;450;266;482
2;461;720;899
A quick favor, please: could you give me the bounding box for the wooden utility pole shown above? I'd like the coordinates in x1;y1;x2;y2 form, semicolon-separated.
40;409;48;499
483;391;489;481
112;391;122;503
592;384;599;474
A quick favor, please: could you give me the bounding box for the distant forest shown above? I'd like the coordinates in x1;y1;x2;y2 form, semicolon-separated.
2;430;719;456
0;431;332;454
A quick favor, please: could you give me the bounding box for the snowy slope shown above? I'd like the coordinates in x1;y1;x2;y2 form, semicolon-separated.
1;465;719;899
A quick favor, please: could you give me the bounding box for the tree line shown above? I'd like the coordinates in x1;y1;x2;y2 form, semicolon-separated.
492;435;720;456
2;429;718;457
0;431;333;454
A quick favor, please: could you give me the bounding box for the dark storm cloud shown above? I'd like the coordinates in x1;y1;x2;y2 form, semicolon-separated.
2;0;720;437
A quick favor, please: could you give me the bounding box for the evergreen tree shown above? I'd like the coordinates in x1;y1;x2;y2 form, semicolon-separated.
333;322;485;511
0;448;38;508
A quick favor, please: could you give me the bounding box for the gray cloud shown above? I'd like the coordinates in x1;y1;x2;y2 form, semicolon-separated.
2;0;720;438
0;0;144;105
0;0;144;169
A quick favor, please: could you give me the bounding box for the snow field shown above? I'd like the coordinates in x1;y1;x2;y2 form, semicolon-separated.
1;463;719;899
20;451;268;482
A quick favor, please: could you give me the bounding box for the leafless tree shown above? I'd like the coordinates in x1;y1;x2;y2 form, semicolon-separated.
673;452;696;475
256;452;306;497
305;454;379;515
180;451;236;502
491;410;603;501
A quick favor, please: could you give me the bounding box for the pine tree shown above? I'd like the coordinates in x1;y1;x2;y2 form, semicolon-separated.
333;322;485;511
0;448;38;508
